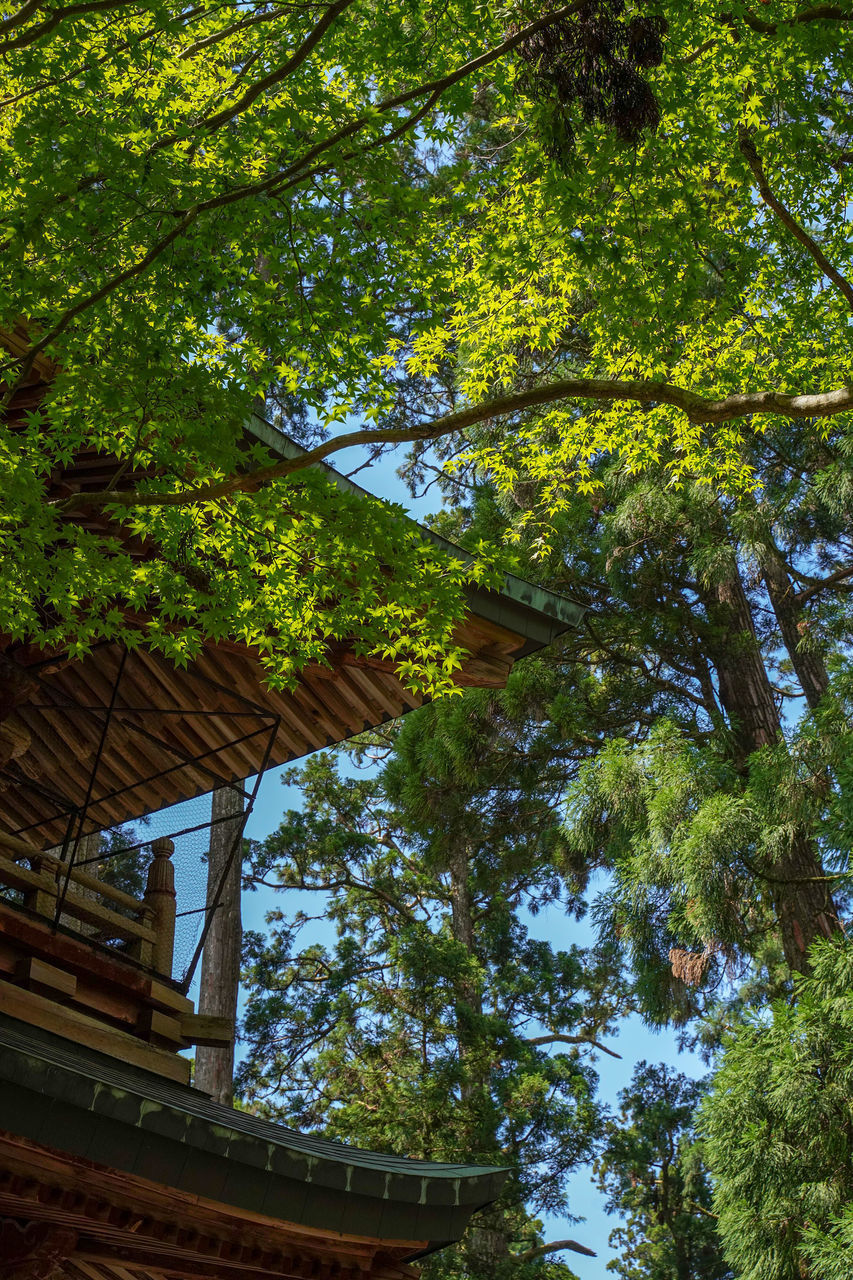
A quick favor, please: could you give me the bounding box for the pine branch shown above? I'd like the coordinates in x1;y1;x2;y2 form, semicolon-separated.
526;1032;622;1059
794;563;853;603
512;1238;597;1262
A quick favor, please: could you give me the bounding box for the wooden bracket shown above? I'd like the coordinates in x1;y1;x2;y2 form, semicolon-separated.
0;1219;78;1279
179;1013;234;1048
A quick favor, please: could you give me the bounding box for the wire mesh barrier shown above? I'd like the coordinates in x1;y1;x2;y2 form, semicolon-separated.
0;644;279;990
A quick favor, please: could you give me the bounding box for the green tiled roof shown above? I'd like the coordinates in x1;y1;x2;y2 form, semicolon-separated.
0;1013;506;1254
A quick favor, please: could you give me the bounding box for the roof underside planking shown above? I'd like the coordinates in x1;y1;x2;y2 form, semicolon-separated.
1;346;583;845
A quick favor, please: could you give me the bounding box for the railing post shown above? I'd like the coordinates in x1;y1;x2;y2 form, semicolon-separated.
144;838;176;977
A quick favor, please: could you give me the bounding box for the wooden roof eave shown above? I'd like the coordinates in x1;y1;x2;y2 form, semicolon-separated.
0;1013;508;1256
243;413;586;657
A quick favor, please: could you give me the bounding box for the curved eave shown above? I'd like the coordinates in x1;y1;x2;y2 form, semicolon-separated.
0;1014;507;1254
245;415;585;656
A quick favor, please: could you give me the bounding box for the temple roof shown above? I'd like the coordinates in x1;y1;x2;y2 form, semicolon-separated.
0;1012;506;1259
2;402;583;846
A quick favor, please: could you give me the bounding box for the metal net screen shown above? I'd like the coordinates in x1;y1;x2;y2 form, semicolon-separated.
0;644;278;990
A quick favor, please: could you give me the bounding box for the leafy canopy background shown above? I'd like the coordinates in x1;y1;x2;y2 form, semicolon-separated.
2;0;852;685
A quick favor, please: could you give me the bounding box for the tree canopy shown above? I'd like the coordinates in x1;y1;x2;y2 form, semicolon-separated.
6;4;853;1271
2;0;852;685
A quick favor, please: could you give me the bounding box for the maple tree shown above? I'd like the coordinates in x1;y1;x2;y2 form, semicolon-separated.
1;0;851;687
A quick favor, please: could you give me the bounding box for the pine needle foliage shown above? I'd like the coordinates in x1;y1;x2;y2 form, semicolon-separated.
596;1063;730;1280
701;938;853;1280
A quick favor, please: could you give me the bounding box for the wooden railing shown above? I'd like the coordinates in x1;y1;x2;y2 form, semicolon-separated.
0;829;176;976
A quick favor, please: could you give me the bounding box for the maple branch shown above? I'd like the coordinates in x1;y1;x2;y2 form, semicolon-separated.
2;0;588;396
179;4;290;58
0;0;46;37
0;0;138;53
56;377;853;514
0;6;205;110
526;1032;622;1059
513;1239;597;1263
199;0;359;134
739;131;853;313
738;2;852;34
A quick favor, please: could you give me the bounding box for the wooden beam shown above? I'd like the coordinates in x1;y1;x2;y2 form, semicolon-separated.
0;982;190;1084
0;1218;79;1279
15;956;77;1001
178;1013;233;1048
73;1244;310;1280
0;1132;422;1260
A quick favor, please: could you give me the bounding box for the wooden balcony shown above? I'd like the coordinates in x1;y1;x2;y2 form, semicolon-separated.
0;830;230;1087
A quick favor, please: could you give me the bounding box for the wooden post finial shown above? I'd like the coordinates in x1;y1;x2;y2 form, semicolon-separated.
145;837;176;977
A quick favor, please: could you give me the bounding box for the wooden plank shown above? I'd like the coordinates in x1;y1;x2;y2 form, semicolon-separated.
46;877;155;945
0;825;54;859
451;650;513;688
0;982;190;1084
137;1008;184;1048
16;955;78;1000
188;649;282;775
21;682;133;826
74;1244;307;1280
121;661;221;773
0;900;190;1012
343;667;404;722
131;653;239;786
287;679;348;746
71;975;150;1033
0;849;54;897
0;836;146;916
301;670;372;739
48;653;176;811
146;976;194;1017
328;668;385;728
178;1013;233;1048
198;644;318;758
64;861;146;915
0;1134;422;1278
54;661;172;808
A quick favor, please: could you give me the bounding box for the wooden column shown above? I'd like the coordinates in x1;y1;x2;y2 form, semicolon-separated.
145;837;176;976
194;784;244;1104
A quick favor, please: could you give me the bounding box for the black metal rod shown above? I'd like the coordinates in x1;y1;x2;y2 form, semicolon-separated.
119;716;233;790
53;646;128;927
70;804;254;868
178;714;280;992
67;723;274;813
28;702;272;719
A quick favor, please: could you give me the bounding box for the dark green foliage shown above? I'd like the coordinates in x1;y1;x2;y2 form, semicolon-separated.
701;938;853;1280
596;1063;730;1279
516;0;667;155
239;701;627;1277
434;422;853;1016
96;824;148;901
238;404;853;1278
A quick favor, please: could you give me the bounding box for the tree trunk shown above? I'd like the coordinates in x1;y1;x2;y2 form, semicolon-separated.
700;567;838;970
194;783;244;1104
448;845;511;1280
448;841;482;1060
760;541;829;711
466;1205;510;1280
